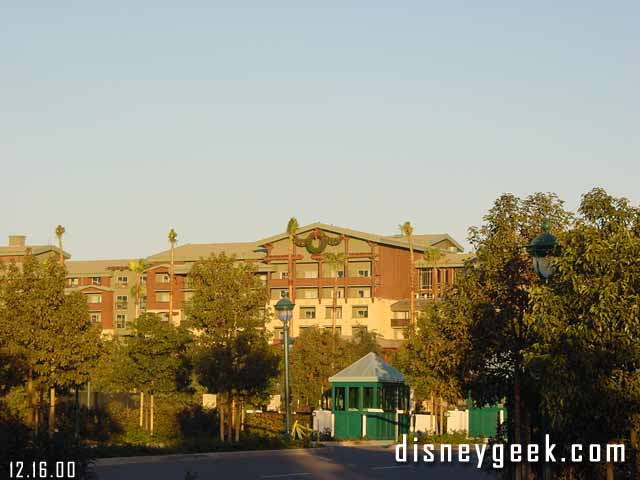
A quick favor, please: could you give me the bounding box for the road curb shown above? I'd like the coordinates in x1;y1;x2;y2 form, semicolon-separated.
96;447;328;466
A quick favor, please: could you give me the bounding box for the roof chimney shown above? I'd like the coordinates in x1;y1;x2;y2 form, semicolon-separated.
8;235;26;247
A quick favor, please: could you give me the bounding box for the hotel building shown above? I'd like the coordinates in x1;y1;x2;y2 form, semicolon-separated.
2;223;473;347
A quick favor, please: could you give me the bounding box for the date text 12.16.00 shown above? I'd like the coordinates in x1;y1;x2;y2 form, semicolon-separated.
9;461;76;479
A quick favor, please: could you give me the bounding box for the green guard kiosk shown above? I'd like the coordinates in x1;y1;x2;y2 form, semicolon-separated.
329;352;410;440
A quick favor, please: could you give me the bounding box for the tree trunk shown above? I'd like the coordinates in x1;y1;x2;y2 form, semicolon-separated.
439;397;445;435
35;389;41;436
219;399;225;442
227;395;233;443
240;400;245;432
74;387;80;439
150;393;155;437
514;371;522;480
522;408;532;480
229;396;236;443
409;241;415;325
234;396;241;443
139;391;144;428
332;276;338;335
48;387;56;437
27;368;34;426
606;462;615;480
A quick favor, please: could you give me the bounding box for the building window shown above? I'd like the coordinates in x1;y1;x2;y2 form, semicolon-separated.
155;273;170;283
303;289;317;299
299;307;316;319
68;278;79;287
116;295;128;310
352;325;368;336
357;270;370;278
337;270;344;278
158;312;170;322
116;313;127;329
271;288;288;300
363;387;374;409
325;306;342;319
90;312;101;324
141;274;147;284
352;306;368;319
273;327;284;342
419;269;433;289
280;271;288;279
348;387;360;410
155;291;170;302
86;294;102;304
324;326;342;336
91;277;101;286
117;275;128;287
357;288;370;298
184;291;194;302
298;326;311;336
334;387;345;411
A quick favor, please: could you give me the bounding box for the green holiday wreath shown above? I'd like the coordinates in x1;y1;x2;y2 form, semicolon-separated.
293;230;343;254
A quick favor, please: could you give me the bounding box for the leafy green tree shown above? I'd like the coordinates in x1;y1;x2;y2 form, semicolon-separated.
397;193;571;477
186;253;278;442
124;313;191;436
289;328;349;410
0;254;101;436
528;188;640;478
350;327;382;359
289;327;380;410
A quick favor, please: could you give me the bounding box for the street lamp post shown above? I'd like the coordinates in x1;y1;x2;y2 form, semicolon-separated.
526;219;558;480
275;297;295;438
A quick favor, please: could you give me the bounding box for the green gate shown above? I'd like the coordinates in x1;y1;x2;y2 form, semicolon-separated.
467;397;506;438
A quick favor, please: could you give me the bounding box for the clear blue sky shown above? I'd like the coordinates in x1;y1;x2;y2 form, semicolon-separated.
2;2;638;259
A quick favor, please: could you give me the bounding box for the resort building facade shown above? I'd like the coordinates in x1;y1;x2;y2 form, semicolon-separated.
2;223;473;346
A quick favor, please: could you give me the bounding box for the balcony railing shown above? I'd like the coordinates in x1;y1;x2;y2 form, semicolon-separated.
391;318;410;327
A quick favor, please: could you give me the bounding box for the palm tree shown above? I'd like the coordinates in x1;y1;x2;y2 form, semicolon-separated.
168;229;178;324
399;221;416;325
129;259;147;316
55;225;65;265
322;252;346;335
286;218;298;334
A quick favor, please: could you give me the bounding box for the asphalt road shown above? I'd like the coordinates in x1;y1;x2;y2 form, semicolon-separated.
95;445;498;480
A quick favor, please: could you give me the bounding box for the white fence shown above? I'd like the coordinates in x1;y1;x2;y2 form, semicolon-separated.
414;409;468;434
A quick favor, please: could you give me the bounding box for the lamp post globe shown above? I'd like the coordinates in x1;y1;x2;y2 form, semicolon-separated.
275;297;295;324
526;219;559;282
274;297;294;438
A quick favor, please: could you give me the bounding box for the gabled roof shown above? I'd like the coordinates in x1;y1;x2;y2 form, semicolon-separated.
146;242;263;263
257;223;464;253
0;245;71;259
390;298;430;312
72;284;114;293
414;251;475;268
329;352;405;383
383;233;464;253
66;259;131;275
145;263;192;275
